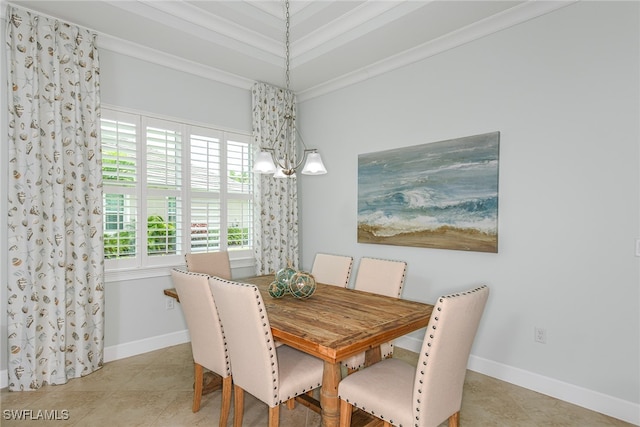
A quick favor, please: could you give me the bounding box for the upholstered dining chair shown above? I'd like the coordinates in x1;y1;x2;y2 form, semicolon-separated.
342;257;407;373
209;277;325;427
185;251;232;279
170;269;232;426
310;253;354;287
338;285;490;427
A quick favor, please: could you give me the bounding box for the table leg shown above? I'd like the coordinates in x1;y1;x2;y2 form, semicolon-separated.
202;371;222;394
320;361;342;427
363;346;382;367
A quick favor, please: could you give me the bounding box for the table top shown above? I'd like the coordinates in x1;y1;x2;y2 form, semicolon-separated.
252;275;433;363
165;274;433;364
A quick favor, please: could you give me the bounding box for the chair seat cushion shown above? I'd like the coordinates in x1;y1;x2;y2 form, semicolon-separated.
276;345;324;404
338;358;414;426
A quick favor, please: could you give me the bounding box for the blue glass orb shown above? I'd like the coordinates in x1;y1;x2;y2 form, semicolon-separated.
275;266;296;288
268;280;287;298
289;272;317;299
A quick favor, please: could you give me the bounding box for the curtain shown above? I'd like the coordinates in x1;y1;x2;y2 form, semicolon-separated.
6;7;104;390
252;82;299;274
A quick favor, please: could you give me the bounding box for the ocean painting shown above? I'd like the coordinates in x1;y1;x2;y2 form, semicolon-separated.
358;132;500;253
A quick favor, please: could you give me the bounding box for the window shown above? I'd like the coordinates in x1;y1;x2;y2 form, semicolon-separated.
101;108;253;271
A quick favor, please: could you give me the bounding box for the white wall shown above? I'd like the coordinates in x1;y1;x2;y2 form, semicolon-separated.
99;50;252;132
298;2;639;423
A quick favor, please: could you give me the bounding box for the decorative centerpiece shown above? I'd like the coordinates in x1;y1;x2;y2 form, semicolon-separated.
289;271;316;299
268;279;288;298
269;260;317;299
275;262;296;288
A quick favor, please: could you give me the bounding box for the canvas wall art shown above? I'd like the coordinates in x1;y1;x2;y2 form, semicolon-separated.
357;131;500;253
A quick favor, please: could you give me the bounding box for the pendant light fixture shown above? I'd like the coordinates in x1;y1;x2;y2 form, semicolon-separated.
253;0;327;178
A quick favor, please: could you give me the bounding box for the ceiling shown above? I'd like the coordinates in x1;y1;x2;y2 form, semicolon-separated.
5;1;572;100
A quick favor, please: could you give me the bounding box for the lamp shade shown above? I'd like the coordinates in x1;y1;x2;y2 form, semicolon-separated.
301;152;327;175
253;151;277;174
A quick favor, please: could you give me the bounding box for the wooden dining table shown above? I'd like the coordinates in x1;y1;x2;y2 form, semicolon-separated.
165;274;433;427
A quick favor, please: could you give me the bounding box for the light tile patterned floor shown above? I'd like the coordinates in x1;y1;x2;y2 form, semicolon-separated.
1;344;633;426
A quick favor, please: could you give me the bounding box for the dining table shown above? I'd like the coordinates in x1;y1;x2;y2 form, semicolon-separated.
164;274;433;427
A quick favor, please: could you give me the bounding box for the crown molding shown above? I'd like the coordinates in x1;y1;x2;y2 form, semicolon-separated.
297;0;578;102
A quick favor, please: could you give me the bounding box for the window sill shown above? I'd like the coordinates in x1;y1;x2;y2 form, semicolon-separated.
104;255;256;283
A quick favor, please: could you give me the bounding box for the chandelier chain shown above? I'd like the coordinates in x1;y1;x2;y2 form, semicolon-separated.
285;0;291;92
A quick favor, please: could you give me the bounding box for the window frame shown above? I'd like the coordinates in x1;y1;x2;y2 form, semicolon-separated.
101;105;254;281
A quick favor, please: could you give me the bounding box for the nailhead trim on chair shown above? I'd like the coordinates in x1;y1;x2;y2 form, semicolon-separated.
313;253;354;287
340;256;354;287
212;277;322;405
173;268;207;277
172;268;233;377
339;285;487;427
411;285;487;427
356;256;408;296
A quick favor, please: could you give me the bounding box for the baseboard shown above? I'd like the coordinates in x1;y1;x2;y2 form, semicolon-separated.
104;330;190;363
395;336;639;426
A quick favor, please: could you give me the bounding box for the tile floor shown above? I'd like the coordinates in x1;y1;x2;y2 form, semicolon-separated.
1;344;633;426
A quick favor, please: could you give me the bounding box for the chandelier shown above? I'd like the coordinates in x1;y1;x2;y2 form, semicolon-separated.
253;0;327;178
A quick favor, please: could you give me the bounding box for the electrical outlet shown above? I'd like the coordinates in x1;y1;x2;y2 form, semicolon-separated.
165;298;175;310
534;327;546;344
635;239;640;257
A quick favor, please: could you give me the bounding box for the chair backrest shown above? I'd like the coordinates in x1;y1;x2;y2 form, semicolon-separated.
209;277;280;407
310;253;353;287
353;257;407;297
413;285;489;427
185;251;231;279
170;269;230;377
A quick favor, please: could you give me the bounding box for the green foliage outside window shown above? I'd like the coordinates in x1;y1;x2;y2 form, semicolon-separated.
103;153;135;183
104;216;249;258
229;171;250;184
147;215;177;255
104;229;136;259
228;226;250;246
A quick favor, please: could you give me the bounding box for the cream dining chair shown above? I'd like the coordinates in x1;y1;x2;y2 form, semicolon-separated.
185;251;232;279
209;277;325;427
338;285;490;427
342;257;407;373
310;253;354;287
170;269;232;426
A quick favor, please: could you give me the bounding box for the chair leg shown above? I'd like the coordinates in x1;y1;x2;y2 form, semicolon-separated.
339;399;353;427
449;411;460;427
268;405;280;427
192;363;203;412
218;376;232;427
233;384;244;427
286;398;295;410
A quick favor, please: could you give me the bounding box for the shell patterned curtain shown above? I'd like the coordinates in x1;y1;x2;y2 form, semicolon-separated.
6;7;104;390
252;82;299;274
